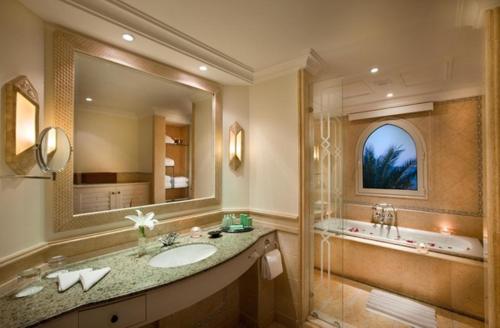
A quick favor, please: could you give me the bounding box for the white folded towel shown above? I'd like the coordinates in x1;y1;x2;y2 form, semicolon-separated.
165;135;175;144
58;268;92;292
166;181;189;189
165;176;189;188
174;177;188;184
261;249;283;280
80;267;111;291
165;175;172;187
165;157;175;167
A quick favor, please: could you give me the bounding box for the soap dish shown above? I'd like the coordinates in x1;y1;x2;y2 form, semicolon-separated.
221;227;254;233
208;230;222;238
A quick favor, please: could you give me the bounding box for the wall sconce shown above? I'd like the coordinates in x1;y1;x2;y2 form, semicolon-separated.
229;122;244;170
4;76;39;174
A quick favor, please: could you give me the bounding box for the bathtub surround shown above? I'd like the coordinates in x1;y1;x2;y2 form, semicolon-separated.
313;233;484;319
484;6;500;327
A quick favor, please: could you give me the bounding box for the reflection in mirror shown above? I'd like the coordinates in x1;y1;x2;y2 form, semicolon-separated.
36;127;72;173
73;53;215;215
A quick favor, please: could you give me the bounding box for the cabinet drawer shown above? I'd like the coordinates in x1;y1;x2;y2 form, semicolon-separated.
78;296;146;328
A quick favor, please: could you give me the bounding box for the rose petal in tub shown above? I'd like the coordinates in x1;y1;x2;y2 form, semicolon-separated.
406;240;415;243
428;243;436;247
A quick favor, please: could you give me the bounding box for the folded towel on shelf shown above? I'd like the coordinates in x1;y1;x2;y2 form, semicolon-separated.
80;267;111;291
164;157;175;167
174;176;188;183
165;135;175;144
58;268;92;292
165;175;189;189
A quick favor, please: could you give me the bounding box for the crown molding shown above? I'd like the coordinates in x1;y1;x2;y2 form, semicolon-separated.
254;49;326;84
21;0;254;84
455;0;500;28
22;0;326;85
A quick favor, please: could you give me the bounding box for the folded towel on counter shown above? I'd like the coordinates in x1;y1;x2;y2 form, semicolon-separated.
165;157;175;167
165;135;175;144
58;268;92;292
80;267;111;291
261;249;283;280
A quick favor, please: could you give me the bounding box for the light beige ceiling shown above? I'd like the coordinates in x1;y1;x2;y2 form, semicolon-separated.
121;0;482;73
21;0;499;107
75;53;211;118
119;0;490;109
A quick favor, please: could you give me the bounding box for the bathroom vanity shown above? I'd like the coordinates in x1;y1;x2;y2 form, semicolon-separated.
0;229;276;328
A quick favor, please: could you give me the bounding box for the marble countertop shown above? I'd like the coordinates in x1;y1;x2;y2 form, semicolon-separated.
0;227;274;328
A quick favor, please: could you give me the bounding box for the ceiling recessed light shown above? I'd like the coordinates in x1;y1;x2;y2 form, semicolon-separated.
370;67;379;74
386;92;394;98
199;65;208;71
122;33;135;42
85;97;93;102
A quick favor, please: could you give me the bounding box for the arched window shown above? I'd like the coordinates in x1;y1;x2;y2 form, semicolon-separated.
357;120;427;198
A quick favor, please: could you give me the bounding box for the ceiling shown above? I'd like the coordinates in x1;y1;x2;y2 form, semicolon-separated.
75;52;211;118
21;0;500;108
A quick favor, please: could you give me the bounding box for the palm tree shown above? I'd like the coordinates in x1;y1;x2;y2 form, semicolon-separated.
363;145;417;190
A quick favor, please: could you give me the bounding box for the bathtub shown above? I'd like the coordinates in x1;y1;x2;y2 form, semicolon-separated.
314;218;483;260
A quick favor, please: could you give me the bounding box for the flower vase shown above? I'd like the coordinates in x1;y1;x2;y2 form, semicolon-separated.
137;228;147;257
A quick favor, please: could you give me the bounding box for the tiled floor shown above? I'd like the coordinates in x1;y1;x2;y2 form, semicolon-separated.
312;270;484;328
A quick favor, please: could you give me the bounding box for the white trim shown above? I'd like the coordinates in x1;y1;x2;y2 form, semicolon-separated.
0;242;48;266
348;102;434;121
248;208;299;220
254;49;326;84
344;85;483;114
356;119;428;199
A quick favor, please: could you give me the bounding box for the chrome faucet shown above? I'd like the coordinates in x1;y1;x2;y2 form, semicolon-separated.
371;204;383;226
372;203;400;239
159;232;179;247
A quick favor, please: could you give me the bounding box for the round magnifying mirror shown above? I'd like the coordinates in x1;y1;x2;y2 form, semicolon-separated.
35;127;72;173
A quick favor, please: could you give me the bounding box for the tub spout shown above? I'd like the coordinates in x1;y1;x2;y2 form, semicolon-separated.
383;205;401;239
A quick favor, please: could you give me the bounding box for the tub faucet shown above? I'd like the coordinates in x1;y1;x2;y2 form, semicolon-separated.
159;232;179;247
371;204;383;226
382;205;401;239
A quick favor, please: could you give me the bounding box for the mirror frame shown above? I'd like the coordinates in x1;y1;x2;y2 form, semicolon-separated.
51;29;222;232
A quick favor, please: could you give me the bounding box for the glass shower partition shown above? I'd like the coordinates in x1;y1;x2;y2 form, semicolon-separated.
309;78;345;327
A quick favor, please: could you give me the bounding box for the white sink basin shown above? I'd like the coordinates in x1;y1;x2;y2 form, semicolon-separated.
148;244;217;268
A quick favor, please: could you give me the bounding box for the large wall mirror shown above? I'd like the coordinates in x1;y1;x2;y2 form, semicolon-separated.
51;30;221;231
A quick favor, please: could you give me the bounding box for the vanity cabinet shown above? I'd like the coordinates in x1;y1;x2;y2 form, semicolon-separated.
78;296;146;328
73;183;150;214
37;232;276;328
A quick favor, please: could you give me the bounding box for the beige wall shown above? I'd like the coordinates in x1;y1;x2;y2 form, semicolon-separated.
74;109;153;173
249;73;300;217
193;98;214;198
343;97;483;238
0;0;46;259
222;86;250;209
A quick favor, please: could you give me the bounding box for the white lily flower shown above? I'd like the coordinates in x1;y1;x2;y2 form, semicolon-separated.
125;210;158;233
